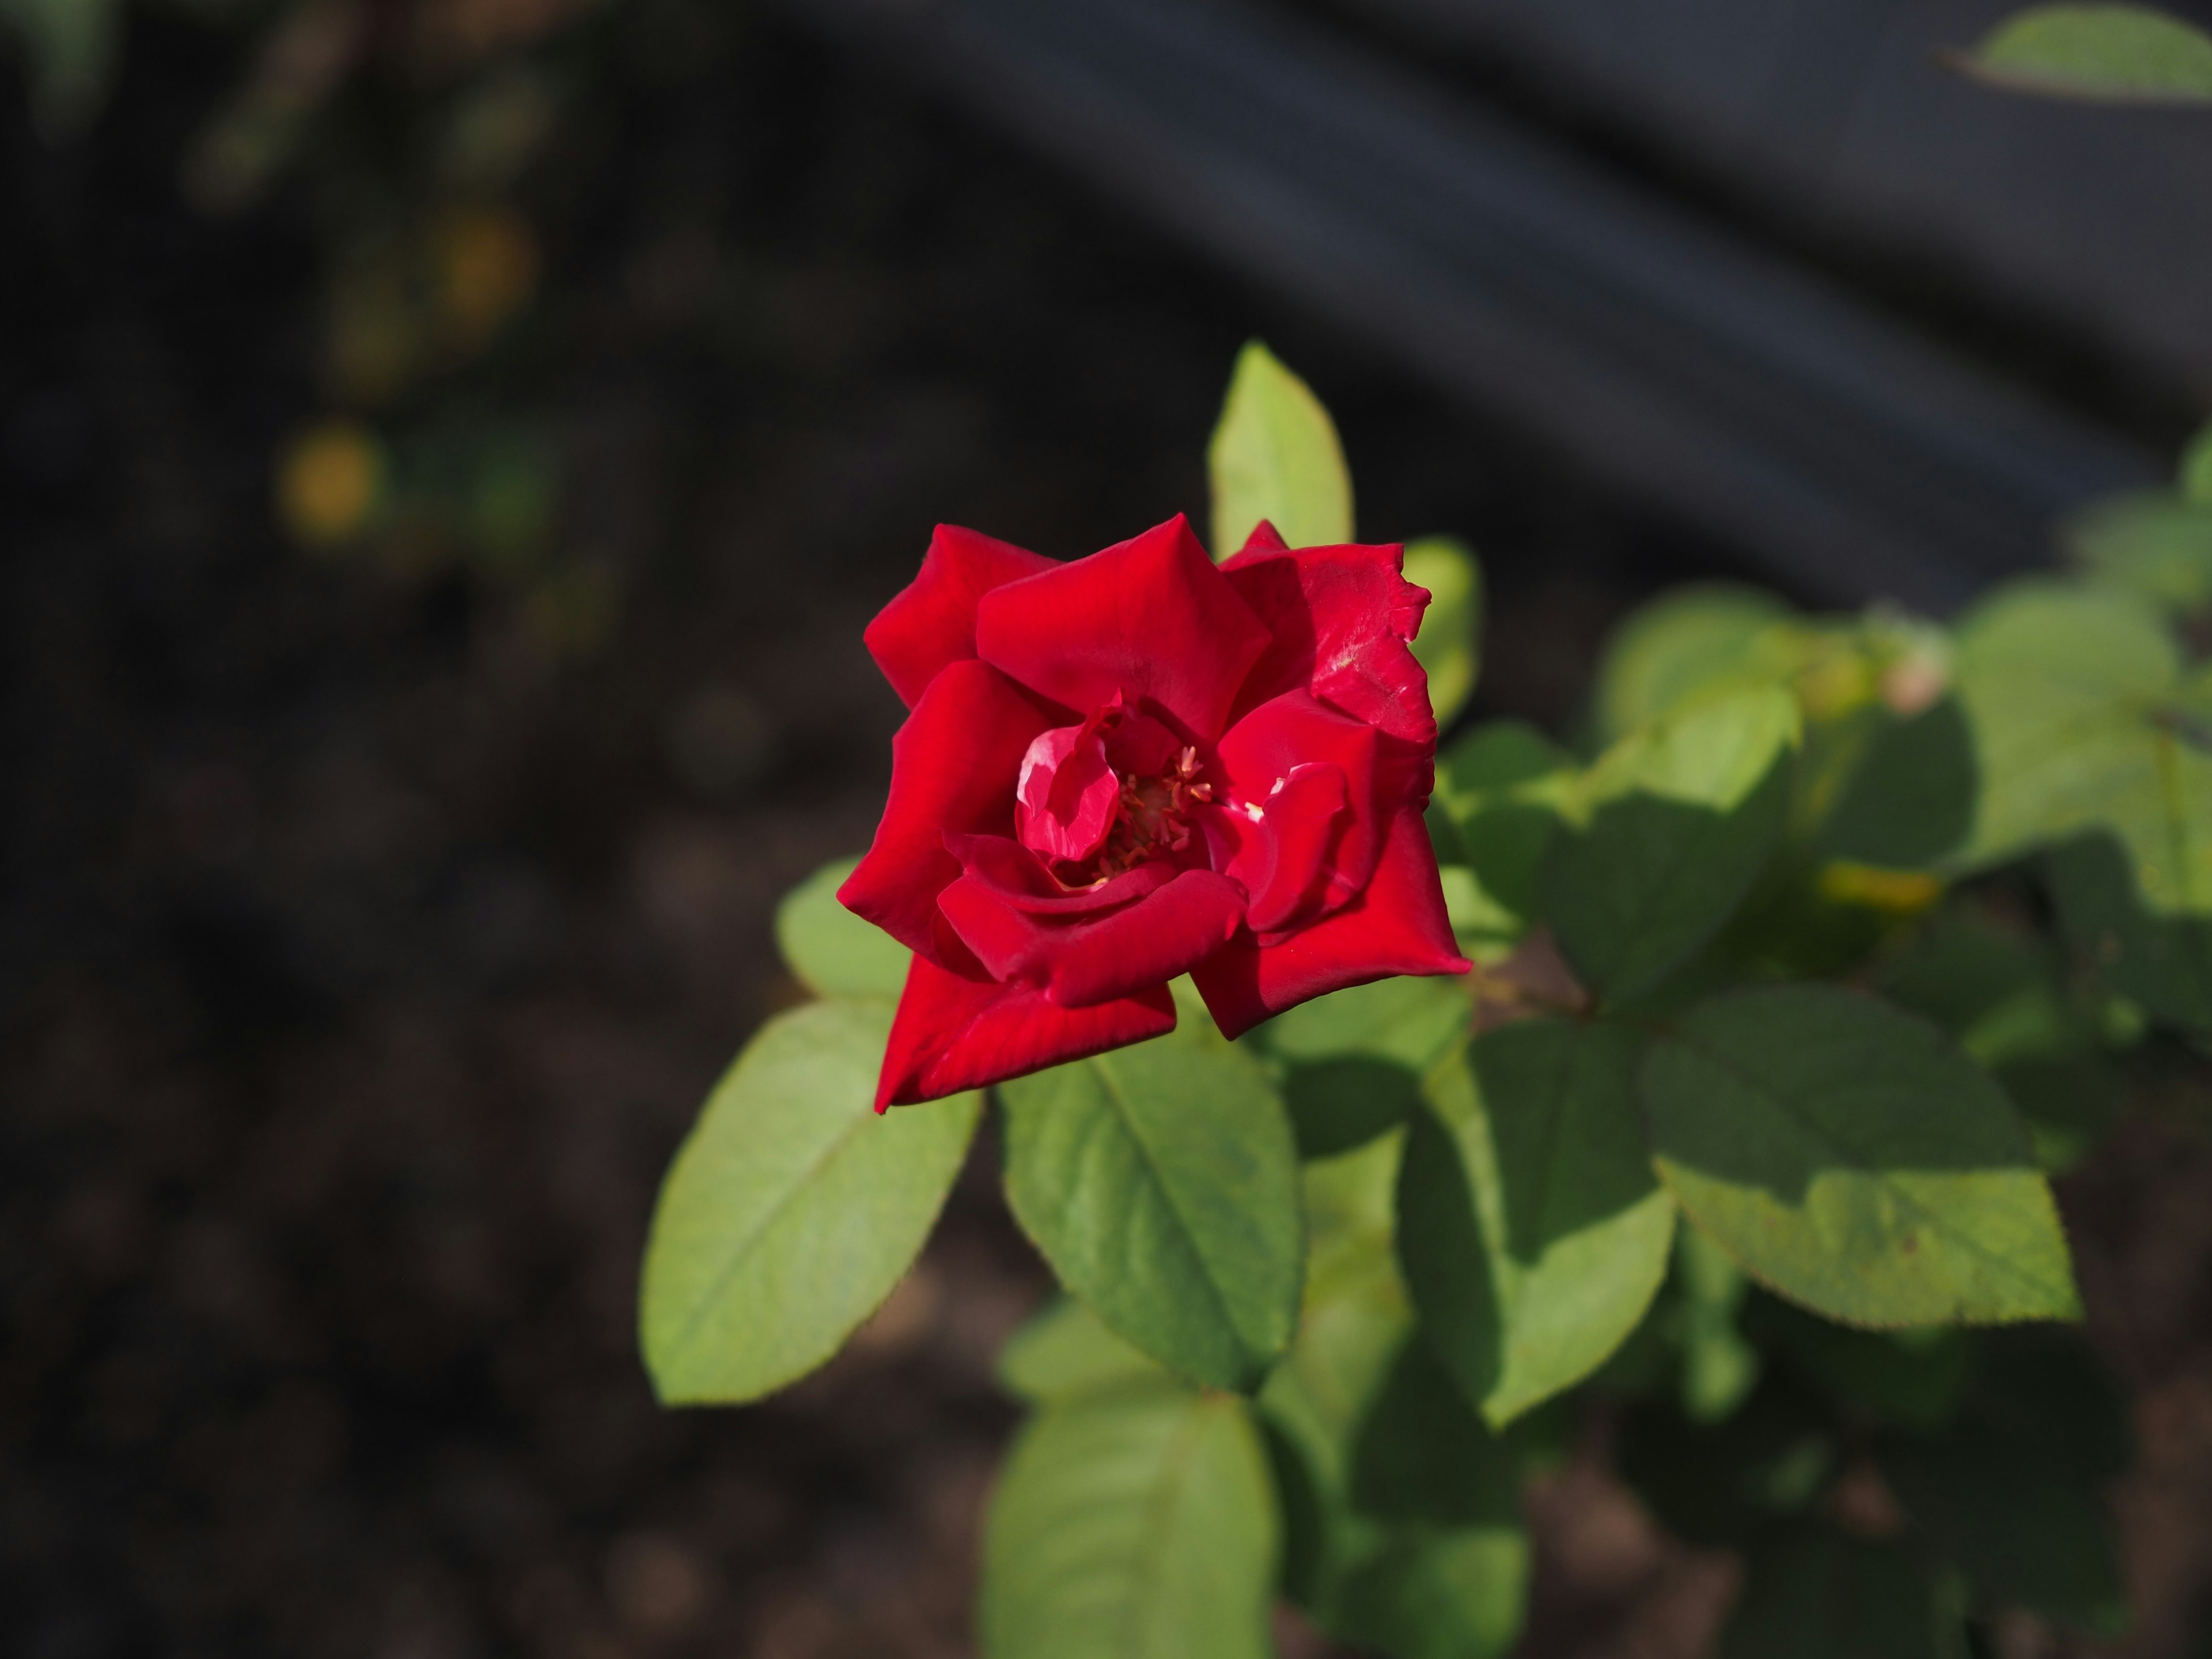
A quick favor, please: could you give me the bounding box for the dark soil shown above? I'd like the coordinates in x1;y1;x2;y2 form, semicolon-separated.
5;9;2209;1659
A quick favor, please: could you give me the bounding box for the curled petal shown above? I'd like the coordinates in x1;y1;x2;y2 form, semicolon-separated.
938;868;1247;1009
1221;540;1434;746
1192;805;1469;1039
944;832;1173;915
876;955;1176;1108
1214;689;1381;929
865;525;1058;708
976;515;1271;741
838;660;1057;961
1017;718;1120;863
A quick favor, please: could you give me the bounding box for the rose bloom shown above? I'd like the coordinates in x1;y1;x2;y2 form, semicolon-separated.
840;514;1469;1107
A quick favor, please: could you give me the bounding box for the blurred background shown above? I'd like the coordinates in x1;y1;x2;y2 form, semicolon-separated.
5;0;2212;1654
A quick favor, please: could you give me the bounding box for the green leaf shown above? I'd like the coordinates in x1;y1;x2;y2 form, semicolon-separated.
999;1028;1304;1390
639;1001;980;1403
1207;340;1353;558
775;855;911;999
1642;986;2080;1327
1399;1022;1676;1426
2050;832;2212;1034
1260;975;1471;1157
1815;698;1977;871
1721;1523;1961;1659
1431;721;1575;958
2183;421;2212;505
1749;1296;1974;1434
999;1297;1168;1405
982;1388;1278;1659
1593;584;1798;741
1953;581;2212;918
1403;536;1483;729
2068;491;2212;615
1547;686;1799;1002
1676;1226;1762;1423
1963;3;2212;102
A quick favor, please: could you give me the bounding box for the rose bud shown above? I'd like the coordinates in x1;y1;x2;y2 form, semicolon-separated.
840;514;1470;1108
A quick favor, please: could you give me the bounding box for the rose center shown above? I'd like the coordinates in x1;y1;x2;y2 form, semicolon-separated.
1015;702;1212;883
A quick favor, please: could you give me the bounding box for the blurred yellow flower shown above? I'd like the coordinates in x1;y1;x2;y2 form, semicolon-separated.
276;421;387;548
437;206;540;349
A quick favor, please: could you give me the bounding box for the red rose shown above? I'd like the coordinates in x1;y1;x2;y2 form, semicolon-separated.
840;514;1469;1107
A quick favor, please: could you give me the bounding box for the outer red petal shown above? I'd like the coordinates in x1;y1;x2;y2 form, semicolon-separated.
1219;540;1435;747
1191;805;1469;1039
838;660;1059;962
975;515;1272;741
876;954;1177;1108
938;868;1245;1009
865;525;1059;709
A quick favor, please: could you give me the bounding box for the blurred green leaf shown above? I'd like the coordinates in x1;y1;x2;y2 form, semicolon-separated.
774;855;911;999
1615;1376;1839;1548
1815;697;1976;871
1;0;122;139
639;1001;980;1403
2182;421;2212;505
1260;975;1471;1157
1720;1523;1961;1659
1207;340;1353;558
999;1027;1304;1391
1963;3;2212;101
2050;832;2212;1035
1953;581;2212;918
1643;986;2080;1327
1593;585;1798;741
1749;1296;1974;1433
2068;491;2212;614
1547;686;1798;1002
1404;536;1483;730
982;1388;1278;1659
999;1297;1168;1406
1676;1226;1762;1422
1431;721;1575;959
1399;1022;1675;1426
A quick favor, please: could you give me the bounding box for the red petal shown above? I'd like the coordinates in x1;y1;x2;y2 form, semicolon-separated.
876;955;1177;1107
976;515;1272;741
1191;805;1469;1039
865;525;1059;708
1017;718;1120;863
938;868;1246;1009
1214;689;1382;929
838;660;1058;961
944;832;1174;915
1237;520;1290;556
1220;541;1434;746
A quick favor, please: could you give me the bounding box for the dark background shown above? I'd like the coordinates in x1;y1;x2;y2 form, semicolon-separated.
6;4;2212;1656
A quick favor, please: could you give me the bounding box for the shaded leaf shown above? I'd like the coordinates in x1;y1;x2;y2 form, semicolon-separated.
1615;1374;1840;1549
1431;721;1575;959
1207;340;1352;557
775;854;911;999
1404;536;1483;729
2068;490;2212;615
983;1388;1277;1659
1000;1027;1304;1390
1963;3;2212;102
1260;975;1471;1157
2050;831;2212;1035
1749;1295;1974;1434
1676;1226;1762;1422
1815;697;1976;871
1547;687;1798;1002
1643;986;2080;1327
1399;1022;1675;1426
640;1001;980;1403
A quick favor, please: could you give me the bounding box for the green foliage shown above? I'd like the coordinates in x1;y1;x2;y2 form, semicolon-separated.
1547;685;1799;1001
999;1025;1305;1391
1964;3;2212;102
774;854;912;999
1645;986;2079;1327
638;1001;980;1403
639;349;2197;1658
1399;1023;1675;1426
1207;340;1354;556
1403;536;1483;730
983;1385;1278;1659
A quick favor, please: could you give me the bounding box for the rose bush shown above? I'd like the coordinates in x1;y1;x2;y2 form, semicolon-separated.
840;513;1468;1107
